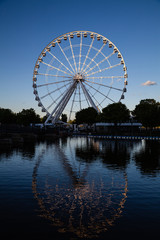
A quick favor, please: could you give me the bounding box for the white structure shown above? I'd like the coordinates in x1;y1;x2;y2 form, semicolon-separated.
33;31;128;125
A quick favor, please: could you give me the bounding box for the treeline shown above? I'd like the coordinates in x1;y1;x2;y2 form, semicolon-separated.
1;99;160;128
0;108;67;126
76;99;160;129
0;108;41;126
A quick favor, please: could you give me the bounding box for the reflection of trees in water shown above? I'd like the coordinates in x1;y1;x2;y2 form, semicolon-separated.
133;140;160;176
0;142;36;161
76;138;132;170
76;139;100;163
32;138;128;239
100;140;131;170
75;138;160;175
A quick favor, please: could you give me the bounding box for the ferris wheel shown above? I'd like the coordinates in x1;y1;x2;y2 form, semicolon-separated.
33;31;128;125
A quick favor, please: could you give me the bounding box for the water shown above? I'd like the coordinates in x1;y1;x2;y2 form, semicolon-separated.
0;137;160;239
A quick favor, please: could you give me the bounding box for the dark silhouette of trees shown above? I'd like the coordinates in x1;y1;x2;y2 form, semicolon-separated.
0;107;40;126
76;107;98;125
61;114;67;123
0;108;16;124
133;99;160;128
1;98;160;130
102;102;130;124
17;108;40;126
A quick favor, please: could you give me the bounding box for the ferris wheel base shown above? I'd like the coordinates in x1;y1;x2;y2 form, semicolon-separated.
44;119;66;126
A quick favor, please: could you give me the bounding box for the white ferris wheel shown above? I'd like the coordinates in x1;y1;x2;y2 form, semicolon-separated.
33;31;128;125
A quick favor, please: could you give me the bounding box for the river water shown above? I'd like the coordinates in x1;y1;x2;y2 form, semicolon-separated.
0;137;160;239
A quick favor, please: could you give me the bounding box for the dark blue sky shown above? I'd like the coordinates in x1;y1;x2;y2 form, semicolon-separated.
0;0;160;116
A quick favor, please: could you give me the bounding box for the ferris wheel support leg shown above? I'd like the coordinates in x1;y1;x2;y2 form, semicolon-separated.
44;82;77;125
52;83;77;124
80;82;100;113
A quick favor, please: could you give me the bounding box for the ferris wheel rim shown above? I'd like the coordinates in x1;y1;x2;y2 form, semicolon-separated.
33;30;128;123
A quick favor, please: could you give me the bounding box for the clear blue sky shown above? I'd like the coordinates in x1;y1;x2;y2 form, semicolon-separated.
0;0;160;117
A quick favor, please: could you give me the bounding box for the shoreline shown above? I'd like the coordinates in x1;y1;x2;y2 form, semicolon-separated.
0;131;160;148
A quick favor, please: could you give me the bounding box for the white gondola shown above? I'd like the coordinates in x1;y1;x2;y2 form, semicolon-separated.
118;53;122;58
90;33;94;38
103;39;107;44
121;94;125;99
114;47;118;53
57;39;61;43
52;42;56;47
46;47;50;51
70;33;74;38
123;66;127;71
121;59;124;65
109;42;112;48
38;102;42;107
35;96;40;101
42;52;46;57
123;87;127;92
83;32;87;37
77;32;80;37
35;64;40;69
97;35;101;40
64;36;67;40
124;80;128;85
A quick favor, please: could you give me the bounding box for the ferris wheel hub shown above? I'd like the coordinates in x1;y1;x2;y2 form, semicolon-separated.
73;73;85;82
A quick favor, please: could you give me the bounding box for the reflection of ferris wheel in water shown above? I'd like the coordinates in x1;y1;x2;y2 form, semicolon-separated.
33;31;128;124
32;139;128;239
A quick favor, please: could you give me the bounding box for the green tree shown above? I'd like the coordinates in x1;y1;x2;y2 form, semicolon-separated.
133;99;160;128
102;102;130;124
17;108;40;126
76;107;98;125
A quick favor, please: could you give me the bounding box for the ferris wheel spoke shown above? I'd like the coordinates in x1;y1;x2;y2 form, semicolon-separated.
69;36;77;72
85;51;115;75
38;73;72;78
48;51;74;75
57;42;76;74
40;82;71;100
99;96;110;107
85;76;124;79
80;82;100;112
37;79;72;88
84;81;115;103
41;61;72;76
86;87;103;110
82;44;106;74
46;83;72;111
86;62;121;77
78;33;83;72
46;81;74;110
80;37;95;73
81;86;90;108
47;94;62;110
78;84;82;110
85;79;123;91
